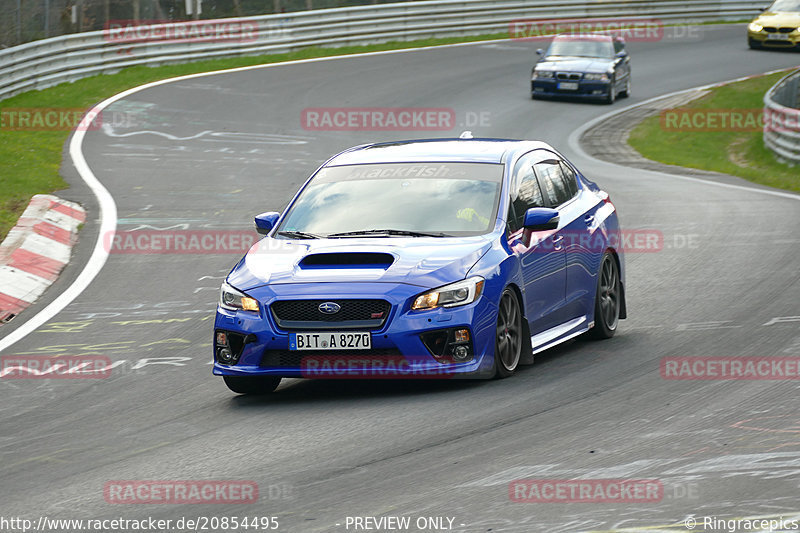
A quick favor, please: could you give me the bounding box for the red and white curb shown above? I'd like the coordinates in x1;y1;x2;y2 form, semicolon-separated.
0;194;85;323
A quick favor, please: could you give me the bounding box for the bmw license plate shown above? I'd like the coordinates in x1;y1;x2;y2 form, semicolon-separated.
767;33;789;40
558;82;579;90
290;332;371;350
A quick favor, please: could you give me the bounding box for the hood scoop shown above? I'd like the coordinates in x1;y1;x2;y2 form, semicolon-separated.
299;252;395;270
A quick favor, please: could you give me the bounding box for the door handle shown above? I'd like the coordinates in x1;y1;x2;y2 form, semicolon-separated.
584;215;595;226
552;235;564;250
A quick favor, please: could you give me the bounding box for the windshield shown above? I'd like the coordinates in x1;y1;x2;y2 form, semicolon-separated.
546;38;614;58
768;0;800;10
276;162;504;237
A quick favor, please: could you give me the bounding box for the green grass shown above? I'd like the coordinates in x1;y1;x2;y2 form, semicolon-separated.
628;70;800;193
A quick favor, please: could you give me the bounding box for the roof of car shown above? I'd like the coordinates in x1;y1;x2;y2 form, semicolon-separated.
327;138;554;166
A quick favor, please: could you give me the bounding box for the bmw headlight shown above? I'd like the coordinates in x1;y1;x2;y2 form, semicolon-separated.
411;277;485;311
220;281;259;312
532;69;555;80
748;22;763;32
584;73;610;81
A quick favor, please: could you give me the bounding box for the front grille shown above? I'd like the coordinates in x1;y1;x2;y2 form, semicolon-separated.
261;348;403;368
765;26;795;33
556;72;581;81
270;299;391;330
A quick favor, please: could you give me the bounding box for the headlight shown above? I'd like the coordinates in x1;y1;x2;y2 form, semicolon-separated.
532;69;554;79
220;281;259;312
411;277;485;311
584;73;610;81
748;22;763;32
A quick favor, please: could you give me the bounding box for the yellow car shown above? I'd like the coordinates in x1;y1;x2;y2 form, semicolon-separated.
748;0;800;49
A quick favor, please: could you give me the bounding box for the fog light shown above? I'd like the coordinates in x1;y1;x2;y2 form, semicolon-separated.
217;347;234;364
215;330;256;366
453;345;470;361
420;327;474;363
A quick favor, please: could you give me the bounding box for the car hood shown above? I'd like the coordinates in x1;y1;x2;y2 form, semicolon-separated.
227;236;493;291
537;56;613;73
754;12;800;26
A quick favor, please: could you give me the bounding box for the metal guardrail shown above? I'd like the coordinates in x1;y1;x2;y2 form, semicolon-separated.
0;0;760;102
764;69;800;165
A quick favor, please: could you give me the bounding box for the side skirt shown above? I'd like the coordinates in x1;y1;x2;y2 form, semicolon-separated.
530;316;590;356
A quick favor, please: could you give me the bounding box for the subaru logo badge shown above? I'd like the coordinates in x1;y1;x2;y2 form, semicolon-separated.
318;302;341;314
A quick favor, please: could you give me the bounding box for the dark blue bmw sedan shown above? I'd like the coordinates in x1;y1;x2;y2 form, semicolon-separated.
213;137;626;394
531;33;632;104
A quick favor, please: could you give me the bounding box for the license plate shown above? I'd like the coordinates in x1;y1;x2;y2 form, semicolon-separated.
558;82;579;90
767;33;789;40
289;332;371;351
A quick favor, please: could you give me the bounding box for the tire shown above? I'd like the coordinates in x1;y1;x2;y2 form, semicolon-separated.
603;77;616;104
224;375;281;394
748;38;761;50
589;252;620;339
494;288;523;378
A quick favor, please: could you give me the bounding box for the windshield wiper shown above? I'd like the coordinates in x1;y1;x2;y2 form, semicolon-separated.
276;230;324;239
328;229;450;238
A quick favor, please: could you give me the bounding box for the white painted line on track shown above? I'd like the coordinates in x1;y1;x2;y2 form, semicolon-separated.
0;22;791;352
567;68;800;202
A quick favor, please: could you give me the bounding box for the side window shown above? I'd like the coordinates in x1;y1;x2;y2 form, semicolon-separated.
534;160;571;207
559;161;579;198
613;39;625;54
509;154;545;232
506;201;518;234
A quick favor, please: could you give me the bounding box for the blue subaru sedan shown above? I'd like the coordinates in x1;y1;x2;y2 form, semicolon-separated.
531;33;631;104
213;138;626;394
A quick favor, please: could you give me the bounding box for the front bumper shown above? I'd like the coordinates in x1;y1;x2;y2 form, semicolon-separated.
212;282;498;379
748;29;800;48
531;79;611;99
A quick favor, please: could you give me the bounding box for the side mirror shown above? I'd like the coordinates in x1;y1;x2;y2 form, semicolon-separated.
254;212;280;235
536;48;544;56
523;207;559;231
615;50;627;59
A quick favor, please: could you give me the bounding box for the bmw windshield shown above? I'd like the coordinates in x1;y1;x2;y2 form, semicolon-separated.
546;39;615;58
276;162;504;238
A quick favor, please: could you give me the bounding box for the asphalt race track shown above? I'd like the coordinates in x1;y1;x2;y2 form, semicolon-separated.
2;23;800;533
